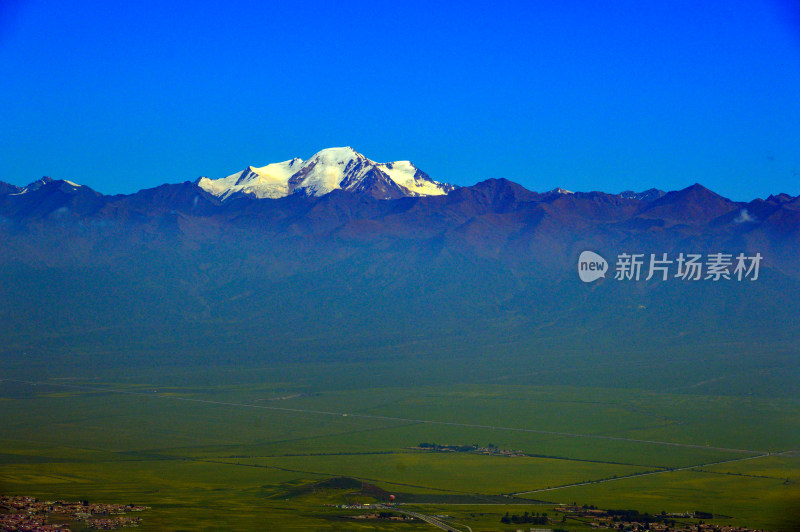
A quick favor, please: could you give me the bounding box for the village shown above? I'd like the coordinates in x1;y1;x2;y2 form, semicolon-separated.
554;505;774;532
413;442;527;457
0;495;148;530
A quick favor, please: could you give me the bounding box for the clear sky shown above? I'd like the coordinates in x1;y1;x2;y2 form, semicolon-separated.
1;0;799;200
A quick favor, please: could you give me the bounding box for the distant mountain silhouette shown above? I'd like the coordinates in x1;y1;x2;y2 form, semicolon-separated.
1;172;799;377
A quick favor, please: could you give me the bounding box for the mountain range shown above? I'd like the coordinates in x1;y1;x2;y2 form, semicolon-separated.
1;147;799;389
1;147;798;273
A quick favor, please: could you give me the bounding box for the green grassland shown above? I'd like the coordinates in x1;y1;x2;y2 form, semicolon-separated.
0;355;798;532
544;455;800;531
0;343;800;531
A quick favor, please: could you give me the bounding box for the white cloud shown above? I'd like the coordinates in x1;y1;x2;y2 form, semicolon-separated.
734;209;755;224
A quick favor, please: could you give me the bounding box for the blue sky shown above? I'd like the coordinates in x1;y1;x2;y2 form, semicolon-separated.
1;0;799;200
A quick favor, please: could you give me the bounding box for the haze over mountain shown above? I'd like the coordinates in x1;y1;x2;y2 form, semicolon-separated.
1;148;798;395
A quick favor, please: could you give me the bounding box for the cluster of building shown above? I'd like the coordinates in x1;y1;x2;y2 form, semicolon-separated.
555;506;772;532
589;522;772;532
82;516;143;529
350;512;414;521
413;442;526;457
329;503;377;510
0;511;70;531
0;495;148;530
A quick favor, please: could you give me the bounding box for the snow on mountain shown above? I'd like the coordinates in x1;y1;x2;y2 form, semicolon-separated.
377;160;453;196
619;188;665;202
0;181;23;195
197;147;455;200
197;159;302;200
289;147;372;197
13;176;54;194
8;176;84;195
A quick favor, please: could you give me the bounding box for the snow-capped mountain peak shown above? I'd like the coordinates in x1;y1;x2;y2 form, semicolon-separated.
197;158;303;200
307;146;362;165
197;147;455;201
289;147;374;196
9;176;84;195
16;176;54;194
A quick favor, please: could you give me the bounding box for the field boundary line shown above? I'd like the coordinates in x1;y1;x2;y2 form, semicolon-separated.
509;451;782;496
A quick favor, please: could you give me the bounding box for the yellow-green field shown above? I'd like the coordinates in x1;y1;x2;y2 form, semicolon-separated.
0;362;798;531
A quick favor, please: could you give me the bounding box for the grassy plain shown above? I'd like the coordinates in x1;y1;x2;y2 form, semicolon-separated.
0;353;798;531
0;340;800;532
